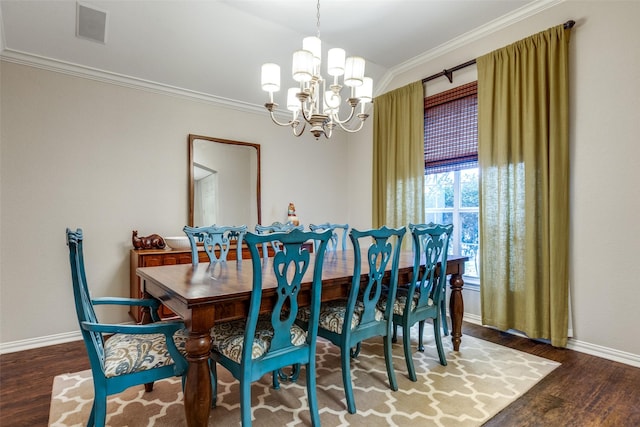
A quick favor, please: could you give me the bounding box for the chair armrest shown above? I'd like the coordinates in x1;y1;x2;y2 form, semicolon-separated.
81;320;184;335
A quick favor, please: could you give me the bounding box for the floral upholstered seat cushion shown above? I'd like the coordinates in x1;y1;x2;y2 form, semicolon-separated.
378;293;430;316
297;299;385;333
210;316;307;364
103;327;188;378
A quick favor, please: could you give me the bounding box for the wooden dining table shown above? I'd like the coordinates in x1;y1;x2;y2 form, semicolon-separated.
137;249;468;427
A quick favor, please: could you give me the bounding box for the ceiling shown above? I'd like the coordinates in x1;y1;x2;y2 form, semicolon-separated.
0;0;538;110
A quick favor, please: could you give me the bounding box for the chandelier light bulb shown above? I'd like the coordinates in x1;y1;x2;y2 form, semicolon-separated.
303;36;322;68
261;63;280;93
327;48;345;77
355;77;373;103
292;50;314;82
344;56;365;87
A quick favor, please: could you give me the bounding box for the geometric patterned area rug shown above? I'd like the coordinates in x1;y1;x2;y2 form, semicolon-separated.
49;327;559;426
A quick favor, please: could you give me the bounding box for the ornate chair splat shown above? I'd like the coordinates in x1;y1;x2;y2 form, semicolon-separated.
183;224;248;265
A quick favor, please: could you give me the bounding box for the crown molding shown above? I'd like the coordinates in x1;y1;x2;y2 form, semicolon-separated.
375;0;565;95
0;48;266;115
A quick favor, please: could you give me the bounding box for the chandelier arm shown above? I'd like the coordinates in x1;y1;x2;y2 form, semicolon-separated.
335;115;368;133
292;121;306;137
268;110;299;127
329;103;358;125
298;103;315;126
265;103;304;128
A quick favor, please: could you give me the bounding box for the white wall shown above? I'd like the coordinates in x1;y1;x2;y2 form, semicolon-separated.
0;62;350;345
364;0;640;360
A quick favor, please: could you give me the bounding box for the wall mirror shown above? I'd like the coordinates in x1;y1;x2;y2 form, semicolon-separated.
188;134;261;229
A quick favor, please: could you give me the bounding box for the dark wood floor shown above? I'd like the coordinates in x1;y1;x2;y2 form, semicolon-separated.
1;322;639;426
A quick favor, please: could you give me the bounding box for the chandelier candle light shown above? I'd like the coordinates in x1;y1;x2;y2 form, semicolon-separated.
261;0;373;139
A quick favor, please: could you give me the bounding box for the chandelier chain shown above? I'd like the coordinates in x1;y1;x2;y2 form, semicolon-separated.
316;0;321;39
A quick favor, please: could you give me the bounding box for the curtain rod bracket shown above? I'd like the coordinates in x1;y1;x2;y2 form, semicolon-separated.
444;69;454;83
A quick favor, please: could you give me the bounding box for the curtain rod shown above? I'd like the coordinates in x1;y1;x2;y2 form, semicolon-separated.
422;19;575;84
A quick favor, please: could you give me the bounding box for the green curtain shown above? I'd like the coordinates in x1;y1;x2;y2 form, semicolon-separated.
373;80;425;228
477;24;571;347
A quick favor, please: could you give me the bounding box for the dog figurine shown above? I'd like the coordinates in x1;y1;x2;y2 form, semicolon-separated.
132;230;166;249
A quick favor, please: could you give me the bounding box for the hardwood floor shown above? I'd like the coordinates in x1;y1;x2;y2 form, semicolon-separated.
1;322;638;426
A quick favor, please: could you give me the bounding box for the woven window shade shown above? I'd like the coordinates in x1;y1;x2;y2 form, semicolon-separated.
424;81;478;174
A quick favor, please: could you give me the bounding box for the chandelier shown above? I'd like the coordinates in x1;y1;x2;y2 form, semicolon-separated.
260;0;373;139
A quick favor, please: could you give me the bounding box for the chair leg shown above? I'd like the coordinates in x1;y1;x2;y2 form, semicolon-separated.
402;324;417;382
87;402;96;427
144;382;154;392
209;360;218;407
392;322;398;343
384;334;398;392
341;347;356;414
92;388;107;427
272;370;280;389
350;342;361;358
240;375;253;427
418;320;425;352
433;315;448;366
306;361;321;427
440;299;449;336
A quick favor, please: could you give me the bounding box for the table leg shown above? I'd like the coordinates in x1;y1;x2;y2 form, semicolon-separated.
449;273;464;351
184;324;213;427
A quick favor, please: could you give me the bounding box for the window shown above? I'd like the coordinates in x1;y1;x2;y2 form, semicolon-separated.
424;82;479;280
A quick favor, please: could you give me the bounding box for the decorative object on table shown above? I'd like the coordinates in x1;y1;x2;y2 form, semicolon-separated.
131;230;166;249
163;236;191;250
287;202;300;226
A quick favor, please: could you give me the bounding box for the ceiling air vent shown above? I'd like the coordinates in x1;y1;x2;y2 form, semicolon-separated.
76;2;108;44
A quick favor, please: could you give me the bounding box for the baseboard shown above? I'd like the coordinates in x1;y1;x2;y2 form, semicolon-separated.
460;313;640;368
566;339;640;368
0;331;82;354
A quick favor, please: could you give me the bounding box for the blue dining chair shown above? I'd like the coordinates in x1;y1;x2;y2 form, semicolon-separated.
383;223;453;381
66;228;188;427
309;222;349;252
297;225;406;414
254;221;304;257
183;224;248;265
209;228;332;427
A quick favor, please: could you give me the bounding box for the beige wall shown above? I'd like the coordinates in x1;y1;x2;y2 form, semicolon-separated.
2;1;639;366
0;63;353;345
351;1;640;362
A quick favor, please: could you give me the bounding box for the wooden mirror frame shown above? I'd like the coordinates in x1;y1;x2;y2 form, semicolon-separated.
188;134;261;227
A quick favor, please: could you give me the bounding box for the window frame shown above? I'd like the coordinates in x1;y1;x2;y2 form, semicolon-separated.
423;81;480;287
